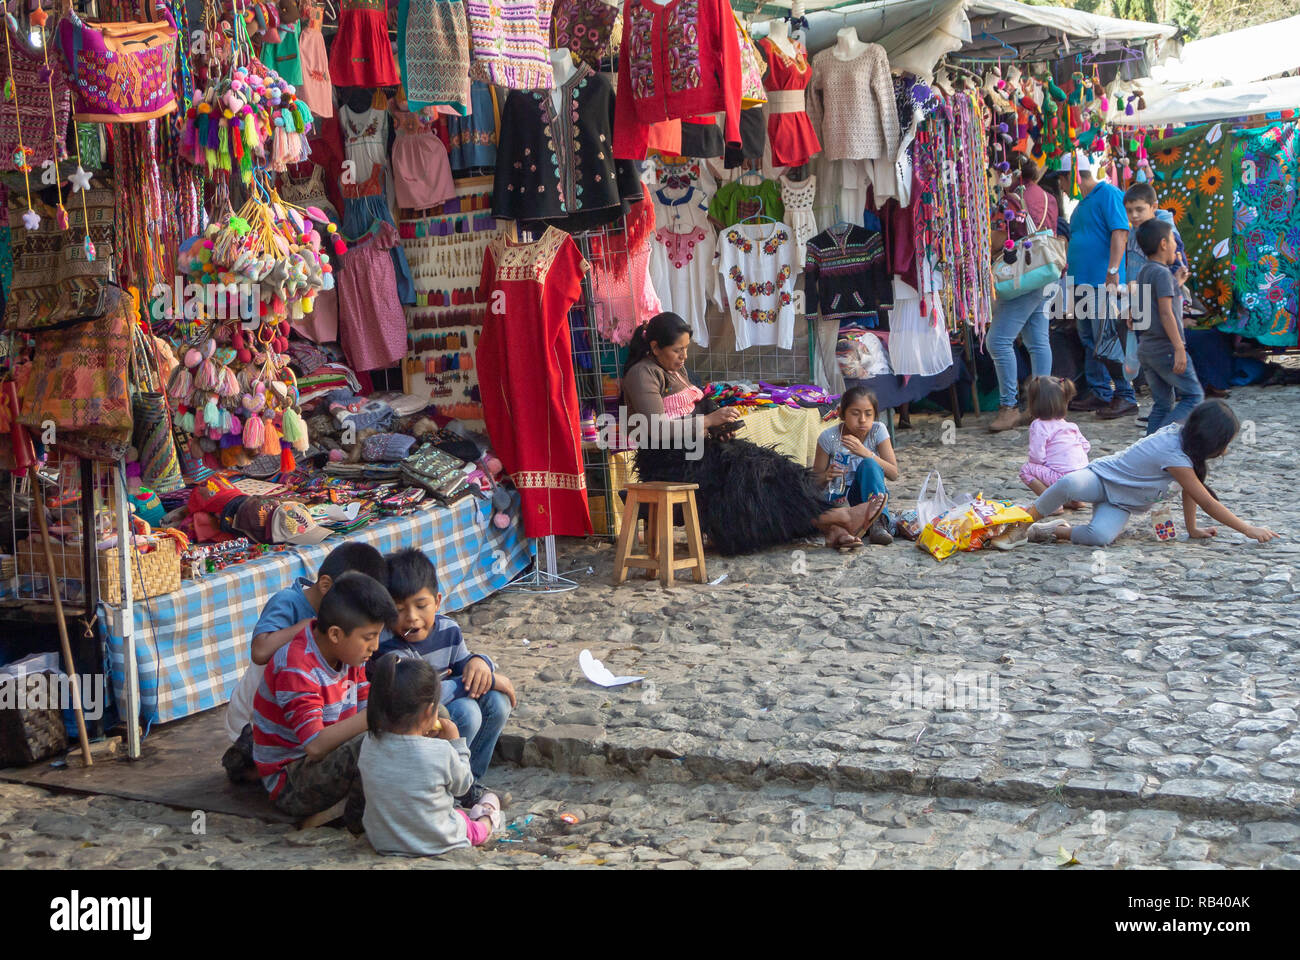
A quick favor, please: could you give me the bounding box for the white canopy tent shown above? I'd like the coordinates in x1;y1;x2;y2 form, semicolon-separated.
1150;14;1300;88
1110;74;1300;127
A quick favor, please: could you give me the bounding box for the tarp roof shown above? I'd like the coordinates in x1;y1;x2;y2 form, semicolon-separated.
755;0;1178;75
1150;15;1300;88
1109;74;1300;127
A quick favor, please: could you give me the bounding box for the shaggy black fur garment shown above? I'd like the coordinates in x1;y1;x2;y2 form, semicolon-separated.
634;438;826;555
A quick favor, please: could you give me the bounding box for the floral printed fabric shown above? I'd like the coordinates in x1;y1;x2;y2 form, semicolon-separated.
1221;122;1300;346
1147;122;1234;315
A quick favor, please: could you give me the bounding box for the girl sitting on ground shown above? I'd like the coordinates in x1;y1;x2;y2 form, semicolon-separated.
812;387;898;546
1019;376;1090;514
995;399;1277;548
358;654;502;857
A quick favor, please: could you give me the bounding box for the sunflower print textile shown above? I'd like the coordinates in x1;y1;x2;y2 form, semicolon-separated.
1147;122;1234;315
1220;122;1300;346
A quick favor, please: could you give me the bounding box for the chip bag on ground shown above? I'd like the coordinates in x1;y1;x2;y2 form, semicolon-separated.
917;495;1034;560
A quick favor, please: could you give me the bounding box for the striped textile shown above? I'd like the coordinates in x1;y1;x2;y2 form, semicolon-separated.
252;622;369;799
104;494;532;726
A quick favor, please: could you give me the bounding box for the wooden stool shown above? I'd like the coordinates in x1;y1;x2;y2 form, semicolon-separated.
613;482;706;586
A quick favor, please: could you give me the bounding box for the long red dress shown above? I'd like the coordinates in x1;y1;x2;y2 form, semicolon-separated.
758;37;821;168
477;227;593;538
329;0;401;87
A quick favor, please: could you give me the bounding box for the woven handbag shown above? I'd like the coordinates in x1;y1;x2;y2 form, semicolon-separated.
0;13;72;172
56;2;178;123
400;445;473;502
17;285;133;448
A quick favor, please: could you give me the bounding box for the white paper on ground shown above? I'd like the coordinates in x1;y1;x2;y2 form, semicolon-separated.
579;649;645;688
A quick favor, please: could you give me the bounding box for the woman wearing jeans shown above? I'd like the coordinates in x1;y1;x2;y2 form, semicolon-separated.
988;156;1062;433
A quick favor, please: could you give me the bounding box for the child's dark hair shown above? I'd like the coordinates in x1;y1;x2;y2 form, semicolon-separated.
1137;217;1174;256
1025;376;1077;421
317;572;398;634
1180;399;1238;500
621;311;692;378
838;386;878;420
367;653;440;738
1124;182;1158;207
317;541;387;584
386;547;439;602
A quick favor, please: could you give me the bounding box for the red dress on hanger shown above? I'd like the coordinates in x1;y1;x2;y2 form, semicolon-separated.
329;0;401;87
758;37;821;168
477;227;593;538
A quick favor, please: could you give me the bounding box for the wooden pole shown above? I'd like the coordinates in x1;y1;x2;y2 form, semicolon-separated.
28;466;93;766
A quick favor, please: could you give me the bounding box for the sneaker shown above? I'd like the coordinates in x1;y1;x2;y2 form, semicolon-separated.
867;516;894;545
988;406;1021;432
1068;393;1107;412
1096;398;1139;420
990;521;1031;550
468;792;503;832
456;781;488;809
1028;522;1058;544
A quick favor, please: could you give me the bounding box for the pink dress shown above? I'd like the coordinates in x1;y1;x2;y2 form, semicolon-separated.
338;222;407;371
391;109;457;210
299;12;333;119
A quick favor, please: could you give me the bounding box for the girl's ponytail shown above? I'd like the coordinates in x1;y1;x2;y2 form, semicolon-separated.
1179;399;1239;502
367;653;440;738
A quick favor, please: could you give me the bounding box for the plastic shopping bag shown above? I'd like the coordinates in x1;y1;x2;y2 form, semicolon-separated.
917;495;1034;561
916;470;960;529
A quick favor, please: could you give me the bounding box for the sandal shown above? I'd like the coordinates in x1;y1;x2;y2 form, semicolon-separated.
853;493;888;539
469;792;503;832
825;526;862;551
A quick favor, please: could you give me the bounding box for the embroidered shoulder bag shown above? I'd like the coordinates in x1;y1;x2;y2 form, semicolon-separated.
56;2;179;123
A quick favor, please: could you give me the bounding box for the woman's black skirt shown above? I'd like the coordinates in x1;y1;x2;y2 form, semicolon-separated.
634;438;827;555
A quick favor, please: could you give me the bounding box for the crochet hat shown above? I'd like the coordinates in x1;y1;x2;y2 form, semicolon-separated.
361;432;417;463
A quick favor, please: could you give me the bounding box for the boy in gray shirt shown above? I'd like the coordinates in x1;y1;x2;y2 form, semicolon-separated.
1134;218;1203;435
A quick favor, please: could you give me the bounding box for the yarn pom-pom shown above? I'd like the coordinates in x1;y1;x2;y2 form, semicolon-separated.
21;209;39;230
493;512;511;530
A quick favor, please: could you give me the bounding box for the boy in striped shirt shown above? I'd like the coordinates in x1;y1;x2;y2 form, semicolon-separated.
252;572;397;829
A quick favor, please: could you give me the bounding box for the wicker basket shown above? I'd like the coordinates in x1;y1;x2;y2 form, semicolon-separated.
14;537;182;604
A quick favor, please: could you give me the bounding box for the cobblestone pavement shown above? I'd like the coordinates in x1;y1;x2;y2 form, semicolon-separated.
2;383;1298;868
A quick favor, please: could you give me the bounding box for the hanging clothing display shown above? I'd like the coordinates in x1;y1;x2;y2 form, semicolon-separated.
338;223;408;371
493;62;643;231
467;0;555;90
779;173;817;265
612;0;743;160
708;178;783;227
803;223;891;325
757;37;819;169
340;105;416;304
648;185;715;346
1221;122;1299;346
330;0;402;87
713;220;798;350
551;0;622;67
263;21;304;87
886;278;951;376
477;227;593;537
298;9;334;118
399;0;472;114
446;82;499;169
806;44;899;164
391;110;457;210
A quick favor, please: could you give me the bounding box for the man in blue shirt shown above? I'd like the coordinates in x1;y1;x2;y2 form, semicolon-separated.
1065;159;1136;420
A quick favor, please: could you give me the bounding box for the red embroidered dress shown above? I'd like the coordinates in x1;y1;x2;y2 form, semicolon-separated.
329;0;401;87
758;37;820;168
612;0;742;161
477;227;593;537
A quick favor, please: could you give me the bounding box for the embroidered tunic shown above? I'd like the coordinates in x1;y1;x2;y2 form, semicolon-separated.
330;0;402;87
713;221;798;351
804;223;892;324
757;37;820;168
648;186;715;346
467;0;555;90
806;44;900;163
493;62;643;232
477;227;593;537
298;11;333;118
399;0;472;114
779;173;817;265
612;0;743;160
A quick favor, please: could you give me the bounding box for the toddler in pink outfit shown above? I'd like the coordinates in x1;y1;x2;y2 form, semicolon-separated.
1019;377;1091;509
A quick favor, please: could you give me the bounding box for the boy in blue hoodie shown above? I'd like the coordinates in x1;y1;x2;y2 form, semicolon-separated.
1124;183;1189;283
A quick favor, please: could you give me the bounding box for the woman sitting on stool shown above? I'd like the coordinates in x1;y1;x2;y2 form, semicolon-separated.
620;312;884;552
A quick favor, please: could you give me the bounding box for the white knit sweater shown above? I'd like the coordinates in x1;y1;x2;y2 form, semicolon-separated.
806;44;901;163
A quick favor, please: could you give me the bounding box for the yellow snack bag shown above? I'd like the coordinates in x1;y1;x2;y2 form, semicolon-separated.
917;495;1033;560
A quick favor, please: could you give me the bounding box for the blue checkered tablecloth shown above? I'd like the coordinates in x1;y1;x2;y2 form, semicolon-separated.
103;495;532;725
